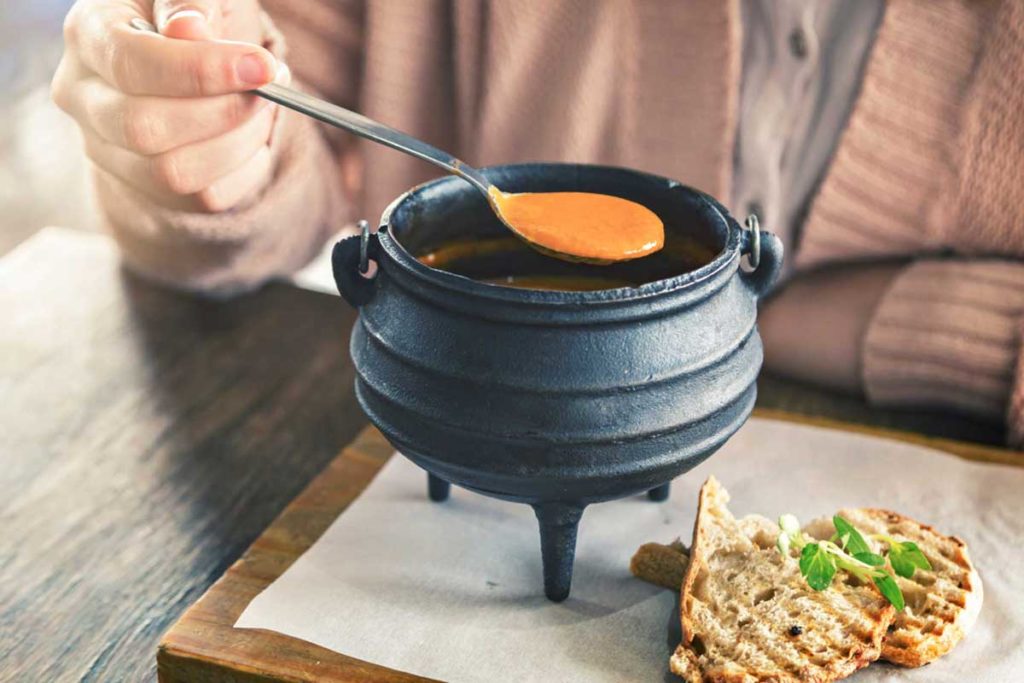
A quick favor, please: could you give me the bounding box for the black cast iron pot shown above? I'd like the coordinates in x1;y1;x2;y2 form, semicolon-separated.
333;163;783;601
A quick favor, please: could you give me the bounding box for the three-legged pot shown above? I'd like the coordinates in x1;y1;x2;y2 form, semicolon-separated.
333;164;783;601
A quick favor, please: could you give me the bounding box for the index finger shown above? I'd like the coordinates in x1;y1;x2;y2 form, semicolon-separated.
68;5;276;96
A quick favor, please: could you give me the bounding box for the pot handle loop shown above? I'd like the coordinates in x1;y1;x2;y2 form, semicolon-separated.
739;214;784;300
332;220;379;307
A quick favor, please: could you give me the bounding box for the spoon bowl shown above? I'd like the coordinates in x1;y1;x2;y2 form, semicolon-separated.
486;187;664;265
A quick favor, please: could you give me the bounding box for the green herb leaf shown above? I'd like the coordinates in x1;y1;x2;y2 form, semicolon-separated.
888;541;932;578
799;543;837;591
874;574;905;611
833;516;872;555
853;551;886;567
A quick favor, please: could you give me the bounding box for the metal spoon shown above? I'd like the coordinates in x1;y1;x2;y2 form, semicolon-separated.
130;18;656;264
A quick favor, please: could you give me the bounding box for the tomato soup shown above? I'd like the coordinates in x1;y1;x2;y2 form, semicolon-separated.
418;235;716;292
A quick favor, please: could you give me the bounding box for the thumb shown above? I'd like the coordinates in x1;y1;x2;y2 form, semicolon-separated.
154;1;222;40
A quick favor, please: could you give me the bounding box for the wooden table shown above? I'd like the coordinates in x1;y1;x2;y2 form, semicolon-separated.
1;229;366;681
0;228;1010;681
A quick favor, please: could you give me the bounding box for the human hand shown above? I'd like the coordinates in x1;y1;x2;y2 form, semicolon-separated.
53;0;286;212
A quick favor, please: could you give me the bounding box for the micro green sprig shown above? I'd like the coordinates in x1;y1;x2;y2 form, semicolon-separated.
776;514;931;611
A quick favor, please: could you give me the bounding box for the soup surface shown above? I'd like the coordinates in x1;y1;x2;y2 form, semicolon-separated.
488;188;664;262
479;275;637;290
418;236;716;291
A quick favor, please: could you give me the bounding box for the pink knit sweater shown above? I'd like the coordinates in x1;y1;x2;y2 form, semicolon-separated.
92;0;1024;446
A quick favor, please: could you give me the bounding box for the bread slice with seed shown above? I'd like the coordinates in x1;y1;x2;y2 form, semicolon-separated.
828;508;983;667
670;477;895;682
633;506;984;670
629;514;772;591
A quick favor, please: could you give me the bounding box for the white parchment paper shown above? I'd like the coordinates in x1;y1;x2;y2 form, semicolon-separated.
235;418;1024;681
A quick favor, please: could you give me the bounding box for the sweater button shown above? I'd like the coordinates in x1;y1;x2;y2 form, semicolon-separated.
789;27;808;59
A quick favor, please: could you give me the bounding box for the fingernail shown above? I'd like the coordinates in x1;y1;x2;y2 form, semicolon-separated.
163;9;212;38
168;9;207;24
237;53;274;85
274;61;292;85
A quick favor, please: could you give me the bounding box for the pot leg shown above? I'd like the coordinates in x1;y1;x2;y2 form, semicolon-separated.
427;473;450;502
647;483;670;502
532;502;585;602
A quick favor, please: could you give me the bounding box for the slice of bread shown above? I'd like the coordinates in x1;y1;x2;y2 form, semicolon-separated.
670;477;895;682
629;516;771;590
629;538;689;590
632;503;984;670
830;508;983;667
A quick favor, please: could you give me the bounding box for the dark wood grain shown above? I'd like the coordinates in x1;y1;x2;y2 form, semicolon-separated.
157;427;435;683
0;229;365;682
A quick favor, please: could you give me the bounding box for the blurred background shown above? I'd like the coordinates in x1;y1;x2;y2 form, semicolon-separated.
0;0;97;256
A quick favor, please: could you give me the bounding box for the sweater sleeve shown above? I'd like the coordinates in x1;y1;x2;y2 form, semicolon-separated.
861;259;1024;447
96;1;364;295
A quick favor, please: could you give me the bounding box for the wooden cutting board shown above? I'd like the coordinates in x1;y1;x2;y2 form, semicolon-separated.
156;412;1022;682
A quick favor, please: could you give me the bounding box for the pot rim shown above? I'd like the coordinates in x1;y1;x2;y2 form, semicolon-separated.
377;163;742;304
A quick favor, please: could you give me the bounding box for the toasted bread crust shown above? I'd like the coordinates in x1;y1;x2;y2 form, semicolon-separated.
678;476;724;650
673;478;893;682
838;508;983;667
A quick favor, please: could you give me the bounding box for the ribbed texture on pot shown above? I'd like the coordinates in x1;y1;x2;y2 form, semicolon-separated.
351;266;762;468
346;165;775;503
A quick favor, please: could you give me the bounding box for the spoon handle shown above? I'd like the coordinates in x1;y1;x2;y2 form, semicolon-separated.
255;83;492;196
129;18;492;197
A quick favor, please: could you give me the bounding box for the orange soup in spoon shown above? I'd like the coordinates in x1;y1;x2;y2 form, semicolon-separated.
488;187;664;264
